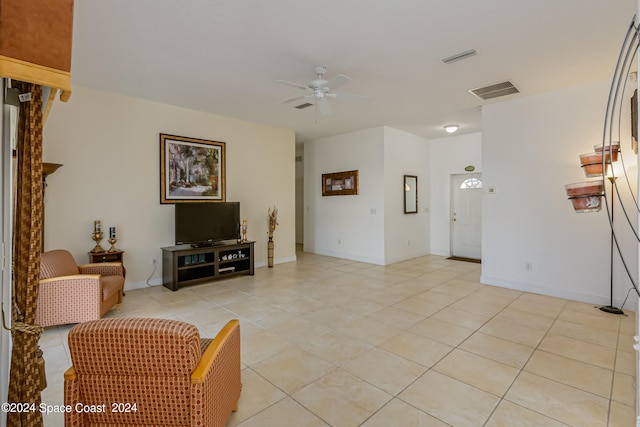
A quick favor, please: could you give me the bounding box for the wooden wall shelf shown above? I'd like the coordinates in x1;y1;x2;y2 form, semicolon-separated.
0;0;75;111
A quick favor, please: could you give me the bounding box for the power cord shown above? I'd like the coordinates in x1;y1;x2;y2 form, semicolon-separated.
620;286;637;315
146;259;157;286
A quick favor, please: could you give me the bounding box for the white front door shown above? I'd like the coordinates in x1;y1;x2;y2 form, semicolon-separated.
451;173;483;259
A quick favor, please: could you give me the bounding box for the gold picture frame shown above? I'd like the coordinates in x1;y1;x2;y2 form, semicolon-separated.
322;170;359;196
160;133;226;203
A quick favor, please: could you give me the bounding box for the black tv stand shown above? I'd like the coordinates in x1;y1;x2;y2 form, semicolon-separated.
162;241;254;291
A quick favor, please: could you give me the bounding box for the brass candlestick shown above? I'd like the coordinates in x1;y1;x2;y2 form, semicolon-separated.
90;231;105;253
241;220;248;243
107;237;118;252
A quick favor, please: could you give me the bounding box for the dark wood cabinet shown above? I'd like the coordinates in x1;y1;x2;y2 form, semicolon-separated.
88;250;126;282
162;241;254;291
89;250;124;264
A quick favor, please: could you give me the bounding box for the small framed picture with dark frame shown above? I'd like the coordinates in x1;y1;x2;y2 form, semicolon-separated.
322;170;359;196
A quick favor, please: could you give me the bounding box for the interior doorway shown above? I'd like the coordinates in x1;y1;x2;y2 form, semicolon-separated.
295;178;303;245
450;173;483;260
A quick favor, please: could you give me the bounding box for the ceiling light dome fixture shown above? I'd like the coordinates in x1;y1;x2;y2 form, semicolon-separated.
444;124;459;134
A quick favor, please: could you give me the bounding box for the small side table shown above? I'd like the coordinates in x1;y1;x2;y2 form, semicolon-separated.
89;250;124;265
89;251;126;294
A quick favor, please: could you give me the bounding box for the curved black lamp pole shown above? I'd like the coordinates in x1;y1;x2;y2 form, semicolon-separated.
41;162;63;253
599;175;624;315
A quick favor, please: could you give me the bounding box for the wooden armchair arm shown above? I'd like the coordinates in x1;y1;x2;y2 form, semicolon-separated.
64;366;76;381
191;319;241;426
192;319;240;383
40;274;100;285
64;366;84;425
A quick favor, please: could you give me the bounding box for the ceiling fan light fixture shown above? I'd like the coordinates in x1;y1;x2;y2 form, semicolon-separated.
444;124;459;134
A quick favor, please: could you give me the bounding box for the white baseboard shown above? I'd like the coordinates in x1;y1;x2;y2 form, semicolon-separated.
429;248;450;257
125;277;162;290
255;255;297;268
124;255;298;290
480;274;638;311
384;250;431;265
306;247;385;265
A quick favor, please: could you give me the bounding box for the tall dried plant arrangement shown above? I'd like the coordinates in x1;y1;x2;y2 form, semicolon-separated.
268;206;278;239
267;206;278;268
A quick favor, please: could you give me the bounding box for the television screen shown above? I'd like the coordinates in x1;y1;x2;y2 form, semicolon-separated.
175;202;240;246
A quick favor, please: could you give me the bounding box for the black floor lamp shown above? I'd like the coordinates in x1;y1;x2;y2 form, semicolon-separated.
41;162;63;253
599;175;624;315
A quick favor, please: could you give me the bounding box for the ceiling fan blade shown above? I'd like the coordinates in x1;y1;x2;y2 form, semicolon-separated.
325;74;351;91
334;92;371;102
317;97;332;115
282;95;311;104
276;80;310;90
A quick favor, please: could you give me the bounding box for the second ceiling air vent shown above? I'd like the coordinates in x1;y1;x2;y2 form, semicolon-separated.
295;103;313;110
469;81;520;100
442;49;477;64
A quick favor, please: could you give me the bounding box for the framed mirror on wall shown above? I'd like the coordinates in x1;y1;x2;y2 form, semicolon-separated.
404;175;418;214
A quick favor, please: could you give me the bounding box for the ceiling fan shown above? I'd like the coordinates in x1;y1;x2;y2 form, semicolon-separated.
276;66;370;115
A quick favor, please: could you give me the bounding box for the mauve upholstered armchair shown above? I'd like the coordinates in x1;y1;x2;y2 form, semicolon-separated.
64;318;242;427
36;249;124;327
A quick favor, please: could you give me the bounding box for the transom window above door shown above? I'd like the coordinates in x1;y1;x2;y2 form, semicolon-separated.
460;177;482;189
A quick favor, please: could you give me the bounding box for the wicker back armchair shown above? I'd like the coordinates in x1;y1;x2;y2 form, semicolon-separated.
64;318;241;427
36;249;124;327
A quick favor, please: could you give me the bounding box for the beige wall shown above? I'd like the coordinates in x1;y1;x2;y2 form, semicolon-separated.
43;86;296;289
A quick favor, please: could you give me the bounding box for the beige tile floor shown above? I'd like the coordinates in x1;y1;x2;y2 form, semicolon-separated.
40;251;637;426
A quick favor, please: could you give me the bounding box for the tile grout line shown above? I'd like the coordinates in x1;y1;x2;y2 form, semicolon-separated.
481;297;570;426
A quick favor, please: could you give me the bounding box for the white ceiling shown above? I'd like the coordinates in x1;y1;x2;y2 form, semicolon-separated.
70;0;637;142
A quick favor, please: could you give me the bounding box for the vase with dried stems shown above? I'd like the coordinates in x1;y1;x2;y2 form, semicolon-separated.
267;206;278;267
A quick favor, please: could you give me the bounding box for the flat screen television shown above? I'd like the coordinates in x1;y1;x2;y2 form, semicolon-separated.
175;202;240;246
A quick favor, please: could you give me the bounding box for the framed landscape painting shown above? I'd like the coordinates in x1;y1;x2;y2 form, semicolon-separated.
160;134;226;203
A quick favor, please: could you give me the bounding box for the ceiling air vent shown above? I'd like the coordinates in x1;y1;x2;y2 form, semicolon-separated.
442;49;477;64
295;103;313;110
469;81;519;100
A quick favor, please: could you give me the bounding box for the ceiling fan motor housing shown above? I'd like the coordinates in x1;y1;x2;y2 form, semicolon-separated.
310;78;328;89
